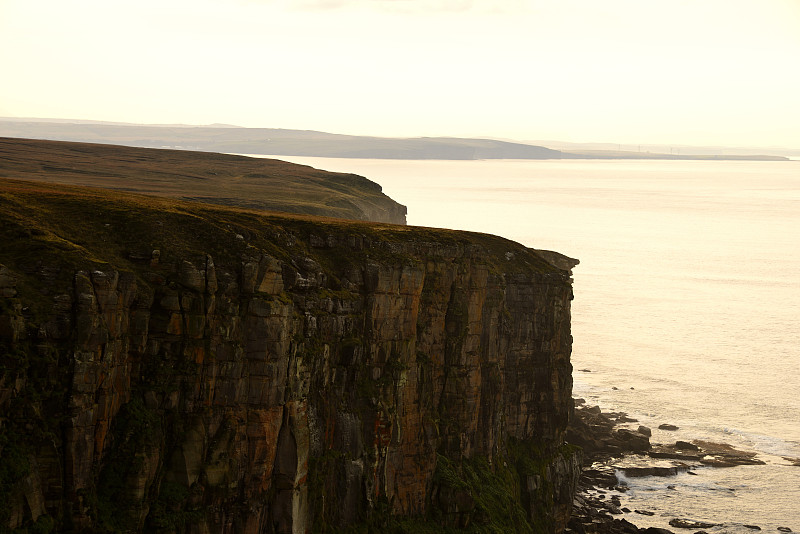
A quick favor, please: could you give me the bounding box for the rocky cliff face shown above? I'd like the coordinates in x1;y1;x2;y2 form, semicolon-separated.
0;185;579;533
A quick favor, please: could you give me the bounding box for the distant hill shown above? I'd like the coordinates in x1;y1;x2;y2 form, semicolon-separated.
0;119;562;160
0;119;789;161
0;137;407;224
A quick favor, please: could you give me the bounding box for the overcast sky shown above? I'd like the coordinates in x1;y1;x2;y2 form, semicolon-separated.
1;0;799;147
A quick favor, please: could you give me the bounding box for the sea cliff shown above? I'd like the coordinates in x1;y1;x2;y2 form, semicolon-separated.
0;181;579;533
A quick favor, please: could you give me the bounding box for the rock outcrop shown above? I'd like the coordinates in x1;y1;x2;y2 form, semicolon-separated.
0;182;579;533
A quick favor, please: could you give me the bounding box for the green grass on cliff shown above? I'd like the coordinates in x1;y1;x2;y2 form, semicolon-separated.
328;444;576;534
431;453;533;533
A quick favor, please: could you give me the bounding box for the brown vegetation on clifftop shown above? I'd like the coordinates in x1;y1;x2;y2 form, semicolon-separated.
0;137;407;224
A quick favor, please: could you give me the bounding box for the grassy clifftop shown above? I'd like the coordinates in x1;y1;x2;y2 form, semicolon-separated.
0;137;407;224
0;177;558;285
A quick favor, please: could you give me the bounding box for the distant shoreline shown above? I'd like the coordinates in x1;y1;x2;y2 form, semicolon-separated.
559;151;789;161
0;118;793;162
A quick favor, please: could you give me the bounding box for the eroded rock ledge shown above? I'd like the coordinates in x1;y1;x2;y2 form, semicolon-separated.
566;403;772;534
0;185;580;533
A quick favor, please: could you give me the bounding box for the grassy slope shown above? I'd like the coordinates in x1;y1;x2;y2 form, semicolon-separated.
0;137;406;223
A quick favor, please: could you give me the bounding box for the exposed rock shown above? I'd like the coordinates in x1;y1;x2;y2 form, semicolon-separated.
658;424;679;431
618;465;688;478
648;446;703;462
668;518;717;529
0;198;579;533
693;441;765;467
648;440;765;467
617;414;639;424
565;402;774;534
533;249;580;274
567;404;650;460
613;429;651;452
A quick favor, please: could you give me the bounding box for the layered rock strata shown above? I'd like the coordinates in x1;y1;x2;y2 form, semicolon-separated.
0;186;579;533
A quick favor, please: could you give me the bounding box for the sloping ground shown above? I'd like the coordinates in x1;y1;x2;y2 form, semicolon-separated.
0;179;580;533
0;137;407;224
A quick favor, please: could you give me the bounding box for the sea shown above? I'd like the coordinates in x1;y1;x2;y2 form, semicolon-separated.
252;155;800;531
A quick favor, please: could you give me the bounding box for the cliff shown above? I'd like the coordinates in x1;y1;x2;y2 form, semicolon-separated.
0;137;407;225
0;180;580;533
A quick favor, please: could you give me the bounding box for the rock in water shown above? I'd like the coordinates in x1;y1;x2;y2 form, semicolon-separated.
669;518;717;529
613;428;652;452
620;466;684;478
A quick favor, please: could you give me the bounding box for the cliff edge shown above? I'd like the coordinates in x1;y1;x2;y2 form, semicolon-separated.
0;137;407;225
0;180;579;533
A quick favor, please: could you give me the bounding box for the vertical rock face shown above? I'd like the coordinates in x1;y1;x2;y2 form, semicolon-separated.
0;218;579;533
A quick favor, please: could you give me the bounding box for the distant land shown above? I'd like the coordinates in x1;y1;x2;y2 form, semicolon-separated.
0;118;791;161
0;137;407;224
527;139;800;160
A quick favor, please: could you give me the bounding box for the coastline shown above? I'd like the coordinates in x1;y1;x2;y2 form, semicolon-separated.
566;401;798;534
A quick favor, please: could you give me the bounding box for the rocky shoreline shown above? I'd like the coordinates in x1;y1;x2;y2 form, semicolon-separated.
565;400;794;534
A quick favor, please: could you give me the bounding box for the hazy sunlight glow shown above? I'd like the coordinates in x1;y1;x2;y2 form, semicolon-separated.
1;0;798;147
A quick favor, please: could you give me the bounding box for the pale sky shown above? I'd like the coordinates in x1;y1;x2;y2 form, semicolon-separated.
1;0;799;147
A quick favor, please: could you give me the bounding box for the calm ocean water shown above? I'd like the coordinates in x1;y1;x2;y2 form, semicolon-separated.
255;155;800;530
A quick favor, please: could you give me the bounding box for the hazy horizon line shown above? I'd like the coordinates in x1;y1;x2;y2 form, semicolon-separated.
1;115;798;153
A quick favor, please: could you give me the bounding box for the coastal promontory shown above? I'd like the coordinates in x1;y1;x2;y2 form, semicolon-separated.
1;157;579;533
